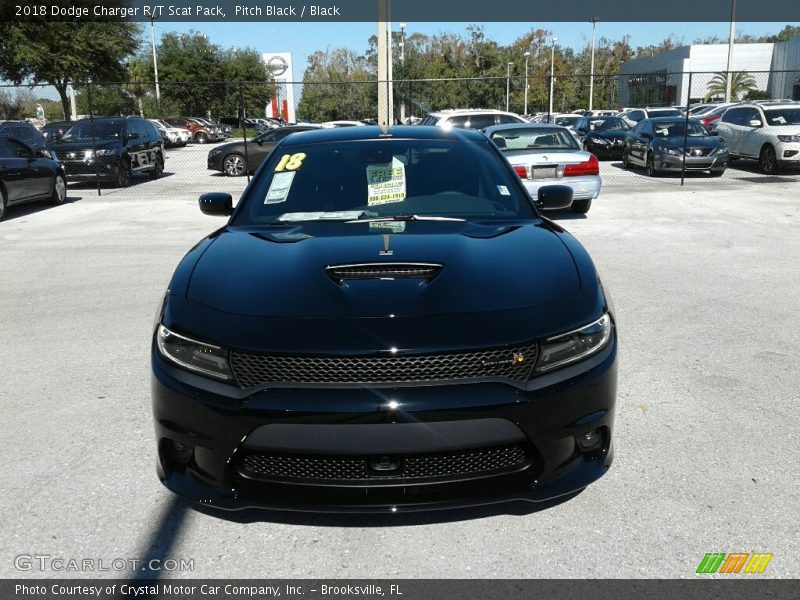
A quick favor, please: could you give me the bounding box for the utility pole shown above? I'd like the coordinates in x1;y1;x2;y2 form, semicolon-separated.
506;62;514;112
523;50;530;115
725;0;736;102
399;23;406;123
377;0;391;127
589;17;598;111
549;37;557;118
150;17;161;105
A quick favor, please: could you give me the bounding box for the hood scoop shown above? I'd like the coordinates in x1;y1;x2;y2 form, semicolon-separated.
326;263;443;285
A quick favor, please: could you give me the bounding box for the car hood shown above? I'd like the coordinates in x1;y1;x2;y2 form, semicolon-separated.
655;136;725;148
588;130;627;140
162;221;607;353
50;139;121;152
185;222;579;318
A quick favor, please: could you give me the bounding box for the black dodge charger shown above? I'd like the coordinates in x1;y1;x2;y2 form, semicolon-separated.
152;126;617;512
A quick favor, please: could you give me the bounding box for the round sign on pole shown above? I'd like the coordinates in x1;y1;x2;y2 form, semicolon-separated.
266;56;289;77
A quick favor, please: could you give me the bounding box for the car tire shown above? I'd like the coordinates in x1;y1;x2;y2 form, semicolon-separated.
195;131;209;144
223;153;248;177
710;169;725;177
0;186;7;222
646;152;659;177
50;173;67;204
116;159;131;188
150;153;164;179
759;145;778;174
622;150;630;169
571;199;591;214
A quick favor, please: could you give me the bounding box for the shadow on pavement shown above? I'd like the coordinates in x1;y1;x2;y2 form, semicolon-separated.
128;495;191;580
1;195;82;222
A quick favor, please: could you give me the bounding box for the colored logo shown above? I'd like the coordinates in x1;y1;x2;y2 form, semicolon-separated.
696;552;773;574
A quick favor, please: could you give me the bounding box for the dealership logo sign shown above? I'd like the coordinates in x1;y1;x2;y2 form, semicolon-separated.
266;56;289;77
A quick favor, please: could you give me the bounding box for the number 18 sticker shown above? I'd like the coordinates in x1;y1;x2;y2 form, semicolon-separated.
274;152;307;172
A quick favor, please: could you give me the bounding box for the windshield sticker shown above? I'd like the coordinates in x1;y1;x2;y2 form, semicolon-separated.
369;221;406;233
264;171;296;204
497;185;510;196
274;152;307;172
366;157;407;205
277;211;364;222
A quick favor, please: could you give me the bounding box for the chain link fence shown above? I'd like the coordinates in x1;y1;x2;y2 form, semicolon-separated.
2;70;799;198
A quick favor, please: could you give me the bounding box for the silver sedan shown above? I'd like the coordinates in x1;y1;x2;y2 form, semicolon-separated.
484;123;602;214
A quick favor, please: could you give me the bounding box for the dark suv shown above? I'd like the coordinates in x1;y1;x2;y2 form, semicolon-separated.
50;117;164;187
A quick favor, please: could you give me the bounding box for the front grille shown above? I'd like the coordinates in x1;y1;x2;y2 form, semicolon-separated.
230;343;538;387
685;148;712;157
326;263;442;284
237;444;531;485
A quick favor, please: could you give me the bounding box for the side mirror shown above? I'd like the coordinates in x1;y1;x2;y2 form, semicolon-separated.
199;192;233;216
748;119;762;128
537;185;574;211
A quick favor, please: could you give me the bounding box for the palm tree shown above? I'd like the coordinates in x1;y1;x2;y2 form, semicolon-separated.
704;71;758;101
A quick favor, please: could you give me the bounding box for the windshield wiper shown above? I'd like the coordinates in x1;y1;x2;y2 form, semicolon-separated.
345;214;466;224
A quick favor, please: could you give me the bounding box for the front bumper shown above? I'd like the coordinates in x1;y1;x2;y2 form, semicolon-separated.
654;151;728;172
151;335;617;513
60;157;119;181
523;175;601;205
776;141;800;164
586;140;625;158
207;152;224;171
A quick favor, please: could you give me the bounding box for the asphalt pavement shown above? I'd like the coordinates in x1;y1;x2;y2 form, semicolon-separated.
1;150;798;578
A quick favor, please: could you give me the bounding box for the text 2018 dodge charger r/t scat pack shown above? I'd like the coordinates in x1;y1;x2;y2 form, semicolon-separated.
152;126;617;512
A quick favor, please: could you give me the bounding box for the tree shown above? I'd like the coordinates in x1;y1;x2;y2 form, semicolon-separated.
704;71;758;100
157;31;225;117
217;48;274;118
297;48;375;122
0;10;140;121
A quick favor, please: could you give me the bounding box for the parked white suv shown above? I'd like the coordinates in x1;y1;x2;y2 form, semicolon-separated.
420;109;527;130
715;102;800;174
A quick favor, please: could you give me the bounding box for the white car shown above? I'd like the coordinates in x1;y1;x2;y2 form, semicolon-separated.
714;102;800;174
484;123;602;214
420;109;527;130
149;119;189;147
320;120;366;128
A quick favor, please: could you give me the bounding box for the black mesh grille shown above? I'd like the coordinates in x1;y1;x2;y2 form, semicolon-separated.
237;444;531;485
230;344;538;387
326;263;442;284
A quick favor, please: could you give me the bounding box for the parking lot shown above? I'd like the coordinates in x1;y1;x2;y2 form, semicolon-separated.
1;151;799;578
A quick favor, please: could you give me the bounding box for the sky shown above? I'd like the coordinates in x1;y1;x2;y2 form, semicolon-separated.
154;21;800;80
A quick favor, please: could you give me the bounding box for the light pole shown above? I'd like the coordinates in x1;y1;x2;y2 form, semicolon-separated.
399;22;406;123
548;37;557;118
523;50;531;115
725;0;736;102
589;17;598;111
506;62;514;112
150;17;161;105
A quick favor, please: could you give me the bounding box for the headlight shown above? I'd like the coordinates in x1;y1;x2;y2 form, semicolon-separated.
156;325;233;381
208;149;220;157
536;314;612;373
777;135;800;143
84;149;114;158
591;137;610;145
662;146;681;156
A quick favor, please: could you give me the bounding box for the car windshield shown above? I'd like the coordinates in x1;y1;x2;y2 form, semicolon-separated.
589;118;628;131
652;121;707;137
555;116;580;126
61;121;123;140
649;109;683;118
491;127;579;150
763;108;800;126
234;138;534;226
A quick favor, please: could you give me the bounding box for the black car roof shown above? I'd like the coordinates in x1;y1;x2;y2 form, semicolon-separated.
280;125;486;146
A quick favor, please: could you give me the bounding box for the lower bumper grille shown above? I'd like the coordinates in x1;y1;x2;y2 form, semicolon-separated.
236;444;532;487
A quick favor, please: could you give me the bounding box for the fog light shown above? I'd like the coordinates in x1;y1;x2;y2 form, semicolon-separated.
577;428;603;452
169;440;193;464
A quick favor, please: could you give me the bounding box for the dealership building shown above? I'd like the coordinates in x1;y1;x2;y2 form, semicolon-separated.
617;35;800;107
